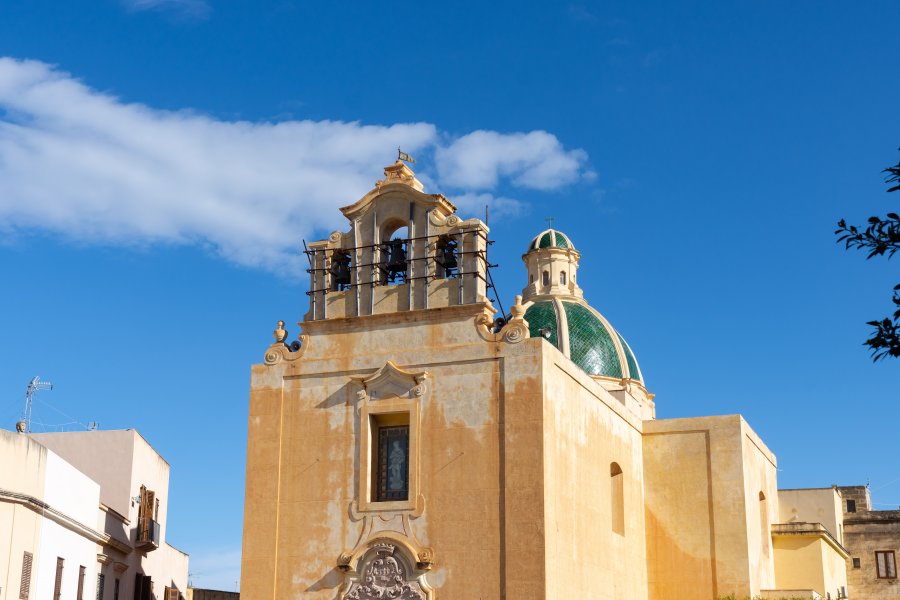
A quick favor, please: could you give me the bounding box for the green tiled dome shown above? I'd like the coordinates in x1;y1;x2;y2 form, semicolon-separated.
524;299;643;382
528;229;574;252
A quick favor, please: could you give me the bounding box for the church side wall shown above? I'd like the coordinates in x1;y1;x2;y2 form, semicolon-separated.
541;351;647;600
644;415;777;600
739;419;779;596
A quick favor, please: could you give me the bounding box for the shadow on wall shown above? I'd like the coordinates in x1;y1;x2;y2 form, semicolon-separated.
306;567;344;592
645;508;717;600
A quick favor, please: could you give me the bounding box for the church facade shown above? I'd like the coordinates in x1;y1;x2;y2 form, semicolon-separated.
241;161;849;599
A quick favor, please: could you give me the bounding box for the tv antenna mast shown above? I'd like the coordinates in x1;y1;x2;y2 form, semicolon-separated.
18;376;53;433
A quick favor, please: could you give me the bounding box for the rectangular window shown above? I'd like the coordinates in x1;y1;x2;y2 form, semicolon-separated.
847;499;857;513
375;424;409;502
19;551;33;600
77;566;86;600
133;573;151;600
114;579;119;600
165;587;179;600
876;551;897;579
853;557;861;568
357;387;421;514
53;558;64;600
97;574;105;600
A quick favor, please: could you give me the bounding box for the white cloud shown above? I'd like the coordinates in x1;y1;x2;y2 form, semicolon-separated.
0;58;591;274
450;192;526;220
436;130;590;191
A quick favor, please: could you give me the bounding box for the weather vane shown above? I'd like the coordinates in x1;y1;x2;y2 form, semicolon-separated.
398;147;416;164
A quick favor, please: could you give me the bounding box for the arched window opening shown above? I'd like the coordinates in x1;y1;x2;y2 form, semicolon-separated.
542;270;550;286
436;235;459;279
329;250;352;291
530;273;535;284
611;462;624;535
560;271;567;285
381;226;409;284
759;491;770;557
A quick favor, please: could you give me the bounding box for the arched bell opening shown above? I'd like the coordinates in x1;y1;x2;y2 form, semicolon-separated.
435;234;459;279
380;223;409;285
329;250;352;291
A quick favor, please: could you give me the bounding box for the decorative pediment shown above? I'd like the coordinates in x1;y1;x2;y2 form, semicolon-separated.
351;361;428;400
338;162;456;223
338;534;434;600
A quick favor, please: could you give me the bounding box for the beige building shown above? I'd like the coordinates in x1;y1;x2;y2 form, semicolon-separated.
1;429;188;600
839;486;900;599
240;161;853;599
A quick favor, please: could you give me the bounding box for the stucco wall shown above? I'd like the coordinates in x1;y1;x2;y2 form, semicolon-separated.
0;431;47;600
242;304;524;600
34;452;102;600
31;430;136;518
772;534;848;599
542;351;648;599
643;415;778;600
778;488;844;544
0;432;102;600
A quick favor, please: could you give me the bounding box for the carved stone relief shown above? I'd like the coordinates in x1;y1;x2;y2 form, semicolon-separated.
342;543;426;600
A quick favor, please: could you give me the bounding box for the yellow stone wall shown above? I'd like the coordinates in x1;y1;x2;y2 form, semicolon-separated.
772;534;848;598
643;415;778;600
778;488;844;544
242;304;553;599
541;352;648;599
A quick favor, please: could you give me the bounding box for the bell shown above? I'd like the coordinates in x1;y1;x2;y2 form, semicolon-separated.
331;253;351;288
438;237;458;276
385;239;407;281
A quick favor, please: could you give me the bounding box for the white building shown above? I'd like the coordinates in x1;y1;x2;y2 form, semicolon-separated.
0;429;188;600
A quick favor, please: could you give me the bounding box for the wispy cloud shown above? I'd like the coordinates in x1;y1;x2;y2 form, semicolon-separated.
122;0;210;19
436;130;592;191
0;58;592;274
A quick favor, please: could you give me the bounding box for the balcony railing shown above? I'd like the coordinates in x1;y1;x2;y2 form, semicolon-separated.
136;518;160;551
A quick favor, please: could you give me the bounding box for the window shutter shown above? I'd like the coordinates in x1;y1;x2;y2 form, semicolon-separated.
133;573;142;600
167;588;179;600
53;558;64;600
77;566;86;600
96;574;105;600
19;551;33;600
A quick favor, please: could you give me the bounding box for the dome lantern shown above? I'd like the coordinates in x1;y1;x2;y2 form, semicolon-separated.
521;228;583;302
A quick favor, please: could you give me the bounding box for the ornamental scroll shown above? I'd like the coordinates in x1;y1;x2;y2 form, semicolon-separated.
342;543;426;600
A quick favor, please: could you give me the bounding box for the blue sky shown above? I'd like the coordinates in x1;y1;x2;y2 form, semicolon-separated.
1;0;899;591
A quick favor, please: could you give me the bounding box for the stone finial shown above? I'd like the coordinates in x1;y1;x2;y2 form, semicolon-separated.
510;295;526;320
376;160;424;192
273;320;287;343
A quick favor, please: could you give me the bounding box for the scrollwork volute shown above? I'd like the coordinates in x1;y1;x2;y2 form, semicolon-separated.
263;320;309;365
342;543;427;600
474;294;530;344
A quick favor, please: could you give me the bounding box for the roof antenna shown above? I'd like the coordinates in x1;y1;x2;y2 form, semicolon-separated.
18;376;53;433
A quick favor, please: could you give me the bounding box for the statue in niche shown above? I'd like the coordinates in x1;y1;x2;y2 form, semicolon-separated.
388;440;406;492
343;543;425;600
